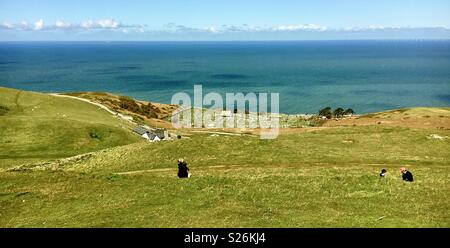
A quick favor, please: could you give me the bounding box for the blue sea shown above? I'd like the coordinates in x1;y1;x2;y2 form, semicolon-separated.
0;41;449;114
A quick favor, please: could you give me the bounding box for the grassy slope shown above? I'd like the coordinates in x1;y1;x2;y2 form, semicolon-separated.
2;166;448;227
0;87;141;168
0;88;449;227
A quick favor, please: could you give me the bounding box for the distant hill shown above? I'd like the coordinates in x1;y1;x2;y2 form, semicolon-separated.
0;87;141;168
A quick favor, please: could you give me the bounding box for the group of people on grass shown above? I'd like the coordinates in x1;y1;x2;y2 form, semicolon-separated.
380;167;414;182
178;158;414;182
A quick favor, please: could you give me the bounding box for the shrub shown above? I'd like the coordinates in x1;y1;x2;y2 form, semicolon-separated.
333;108;344;118
0;105;10;116
141;103;158;118
117;97;158;119
319;107;332;119
344;108;355;115
89;132;100;139
310;116;327;127
118;96;140;112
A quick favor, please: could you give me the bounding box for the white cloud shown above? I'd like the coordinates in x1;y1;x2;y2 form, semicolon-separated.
220;24;267;32
2;18;128;31
207;26;218;33
0;19;45;31
1;22;14;29
367;25;385;30
0;19;449;37
158;23;329;34
91;19;119;29
34;19;44;30
80;20;92;29
55;20;71;28
81;19;121;29
99;19;120;28
161;23;221;33
274;24;328;32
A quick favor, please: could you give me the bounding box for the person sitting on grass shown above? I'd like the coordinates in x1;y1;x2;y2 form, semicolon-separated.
400;167;413;182
177;158;191;178
380;169;387;178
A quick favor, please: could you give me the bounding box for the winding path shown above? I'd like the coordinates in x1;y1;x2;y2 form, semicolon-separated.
50;93;116;115
49;93;136;123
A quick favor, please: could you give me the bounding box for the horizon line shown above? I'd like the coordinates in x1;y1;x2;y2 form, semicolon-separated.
1;39;450;43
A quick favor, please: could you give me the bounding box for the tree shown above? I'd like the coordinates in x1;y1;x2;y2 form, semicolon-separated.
319;107;333;119
141;103;158;118
333;107;344;118
344;108;355;116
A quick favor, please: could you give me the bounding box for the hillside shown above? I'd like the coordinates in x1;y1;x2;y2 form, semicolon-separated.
0;87;449;227
63;92;178;127
324;107;450;130
0;87;141;168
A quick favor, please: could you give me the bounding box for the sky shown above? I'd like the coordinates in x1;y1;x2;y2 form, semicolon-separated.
1;0;450;41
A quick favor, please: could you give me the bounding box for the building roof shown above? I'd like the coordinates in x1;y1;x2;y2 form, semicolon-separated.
134;126;167;140
133;126;149;135
152;130;166;139
147;132;164;140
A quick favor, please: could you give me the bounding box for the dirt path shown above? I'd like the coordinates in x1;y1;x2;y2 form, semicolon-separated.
13;90;23;112
50;93;135;123
190;130;255;136
115;165;229;175
114;162;425;176
50;93;116;114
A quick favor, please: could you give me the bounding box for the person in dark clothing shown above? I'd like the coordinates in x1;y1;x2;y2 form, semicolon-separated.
400;167;413;182
380;169;387;177
177;158;190;178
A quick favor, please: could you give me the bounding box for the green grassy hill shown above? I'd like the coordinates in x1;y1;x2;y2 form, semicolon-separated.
0;87;141;168
0;87;449;227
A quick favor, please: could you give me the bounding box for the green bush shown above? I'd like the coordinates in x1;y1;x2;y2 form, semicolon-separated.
319;107;332;119
89;132;100;139
0;105;9;116
334;107;344;118
344;108;355;115
117;96;157;119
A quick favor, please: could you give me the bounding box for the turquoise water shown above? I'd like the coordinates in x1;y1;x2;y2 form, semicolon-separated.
0;41;449;114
